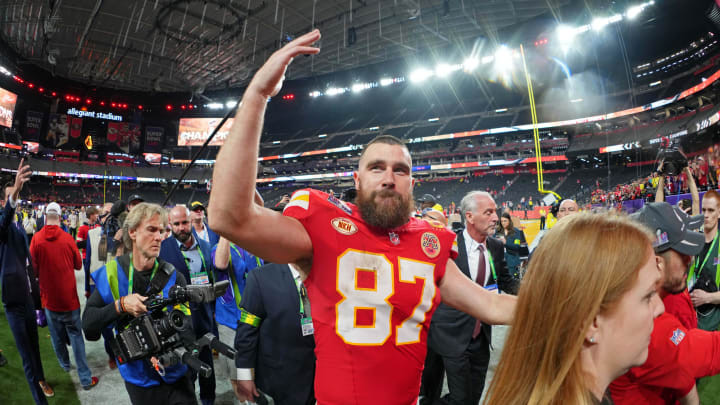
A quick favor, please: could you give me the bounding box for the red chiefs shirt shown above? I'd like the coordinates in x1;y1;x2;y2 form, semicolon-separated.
76;222;99;259
30;225;82;312
610;292;716;405
284;189;459;405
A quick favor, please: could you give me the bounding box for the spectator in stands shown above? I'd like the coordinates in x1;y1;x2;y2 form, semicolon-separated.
496;212;528;279
212;235;263;402
30;202;98;390
427;191;517;405
233;262;316;405
0;161;54;404
688;189;720;331
610;202;720;404
160;206;217;405
486;213;663;405
190;201;219;246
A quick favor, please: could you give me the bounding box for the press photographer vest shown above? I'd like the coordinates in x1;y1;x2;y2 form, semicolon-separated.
92;256;190;387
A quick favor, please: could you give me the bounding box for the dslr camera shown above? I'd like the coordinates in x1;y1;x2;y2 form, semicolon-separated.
110;281;235;377
656;137;688;177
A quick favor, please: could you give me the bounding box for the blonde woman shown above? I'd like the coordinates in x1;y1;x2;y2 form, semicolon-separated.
484;213;664;405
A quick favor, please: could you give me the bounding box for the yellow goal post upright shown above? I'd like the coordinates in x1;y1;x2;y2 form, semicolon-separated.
519;44;561;205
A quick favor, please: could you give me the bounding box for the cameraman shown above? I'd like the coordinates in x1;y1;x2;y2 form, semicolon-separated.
82;203;196;405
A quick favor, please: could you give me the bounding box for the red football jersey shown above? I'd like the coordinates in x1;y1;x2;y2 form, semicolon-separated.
284;189;459;405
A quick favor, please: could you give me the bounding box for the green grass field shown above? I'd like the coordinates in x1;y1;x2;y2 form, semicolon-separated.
0;304;80;405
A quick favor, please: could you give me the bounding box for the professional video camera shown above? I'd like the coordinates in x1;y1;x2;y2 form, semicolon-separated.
110;280;235;377
655;137;688;177
97;200;126;259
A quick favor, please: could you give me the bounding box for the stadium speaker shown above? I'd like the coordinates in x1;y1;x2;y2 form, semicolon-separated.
707;0;720;31
348;27;357;47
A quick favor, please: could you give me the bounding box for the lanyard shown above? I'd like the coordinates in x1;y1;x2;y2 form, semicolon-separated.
293;277;310;318
181;245;208;276
227;244;246;308
486;248;497;282
692;231;719;279
128;255;159;295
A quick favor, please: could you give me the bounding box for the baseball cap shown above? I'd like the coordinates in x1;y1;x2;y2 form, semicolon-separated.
45;202;61;215
631;202;704;256
190;201;205;211
127;194;144;204
417;194;436;203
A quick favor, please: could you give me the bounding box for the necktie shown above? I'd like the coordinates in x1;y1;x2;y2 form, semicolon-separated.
472;244;487;339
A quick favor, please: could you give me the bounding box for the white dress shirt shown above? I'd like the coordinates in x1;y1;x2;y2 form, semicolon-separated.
463;228;490;286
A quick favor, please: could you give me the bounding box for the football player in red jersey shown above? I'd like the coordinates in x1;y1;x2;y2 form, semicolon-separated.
209;30;517;405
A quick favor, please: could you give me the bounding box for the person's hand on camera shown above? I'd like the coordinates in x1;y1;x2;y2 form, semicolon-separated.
247;30;321;99
122;293;148;317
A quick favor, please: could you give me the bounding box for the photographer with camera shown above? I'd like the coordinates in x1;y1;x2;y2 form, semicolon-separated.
82;203;197;405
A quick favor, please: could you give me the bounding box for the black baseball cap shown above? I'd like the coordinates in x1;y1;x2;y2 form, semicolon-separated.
190;201;206;211
417;194;436;203
127;194;144;205
632;202;704;256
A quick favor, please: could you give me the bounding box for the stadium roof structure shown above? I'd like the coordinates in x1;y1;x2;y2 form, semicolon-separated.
0;0;582;92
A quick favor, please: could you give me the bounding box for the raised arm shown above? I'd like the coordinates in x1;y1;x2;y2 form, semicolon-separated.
214;237;231;271
439;259;516;325
686;167;700;216
208;31;321;264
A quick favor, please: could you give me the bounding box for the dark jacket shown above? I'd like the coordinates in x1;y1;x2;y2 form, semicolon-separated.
428;232;517;357
235;263;315;405
0;200;37;307
191;221;220;248
159;235;216;336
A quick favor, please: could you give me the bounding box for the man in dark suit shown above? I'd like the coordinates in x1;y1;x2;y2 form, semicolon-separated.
159;205;217;405
427;191;518;405
0;160;53;404
233;262;316;405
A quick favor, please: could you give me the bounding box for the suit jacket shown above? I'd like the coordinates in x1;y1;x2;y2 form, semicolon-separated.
191;221;220;248
428;231;518;357
235;263;315;405
0;200;36;307
159;235;216;336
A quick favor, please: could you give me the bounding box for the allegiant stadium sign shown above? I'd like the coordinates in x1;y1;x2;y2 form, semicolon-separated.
66;108;123;121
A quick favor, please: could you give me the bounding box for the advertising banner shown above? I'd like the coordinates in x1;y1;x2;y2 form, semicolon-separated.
178;118;234;146
0;87;17;128
107;122;141;154
25;111;43;141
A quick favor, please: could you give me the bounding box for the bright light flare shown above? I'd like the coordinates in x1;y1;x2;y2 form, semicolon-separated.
410;68;434;83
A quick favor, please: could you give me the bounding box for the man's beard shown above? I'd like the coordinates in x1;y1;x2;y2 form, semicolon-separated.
356;187;413;230
173;230;192;243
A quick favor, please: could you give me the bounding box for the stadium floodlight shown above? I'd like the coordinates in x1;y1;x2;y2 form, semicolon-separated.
326;87;346;96
626;5;644;19
570;98;583;103
226;100;238;108
410;68;434;83
207;103;224;109
481;55;494;65
352;83;365;93
494;45;514;71
380;78;393;86
436;64;453;77
463;58;479;72
0;65;11;76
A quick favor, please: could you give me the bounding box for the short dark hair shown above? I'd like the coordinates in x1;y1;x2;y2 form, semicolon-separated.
358;135;408;163
1;181;13;201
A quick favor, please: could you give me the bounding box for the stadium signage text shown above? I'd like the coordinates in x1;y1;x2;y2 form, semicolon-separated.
66;108;123;122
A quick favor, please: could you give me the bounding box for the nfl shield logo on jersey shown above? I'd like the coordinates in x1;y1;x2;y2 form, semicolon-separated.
389;232;400;245
670;329;686;346
421;232;441;258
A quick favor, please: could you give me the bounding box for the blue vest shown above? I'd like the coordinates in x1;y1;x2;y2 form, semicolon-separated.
92;259;188;387
213;244;263;329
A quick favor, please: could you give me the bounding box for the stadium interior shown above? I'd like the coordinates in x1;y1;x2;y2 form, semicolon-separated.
2;0;720;403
